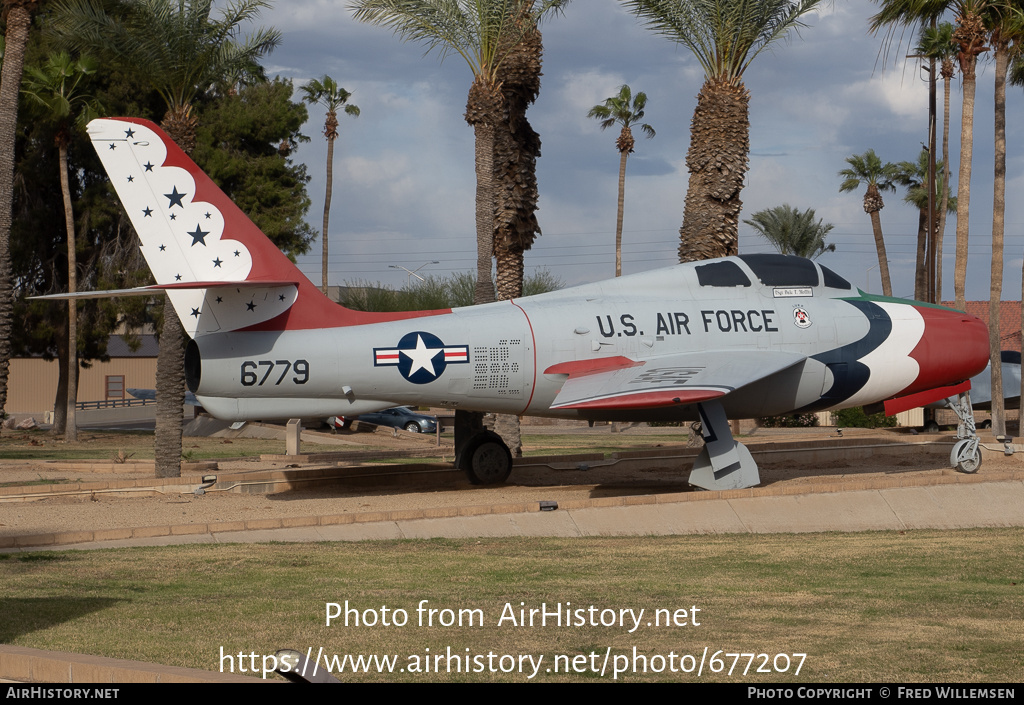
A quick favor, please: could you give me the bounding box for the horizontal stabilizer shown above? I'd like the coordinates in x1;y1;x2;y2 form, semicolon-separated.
546;350;806;411
31;288;163;300
29;279;300;301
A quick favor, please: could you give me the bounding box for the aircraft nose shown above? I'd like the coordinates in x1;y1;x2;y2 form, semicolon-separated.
905;306;989;394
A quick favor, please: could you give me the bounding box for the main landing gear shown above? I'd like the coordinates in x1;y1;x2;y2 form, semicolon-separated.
946;391;982;473
454;410;513;485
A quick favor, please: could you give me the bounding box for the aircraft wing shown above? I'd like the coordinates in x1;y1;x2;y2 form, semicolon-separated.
546;350;807;411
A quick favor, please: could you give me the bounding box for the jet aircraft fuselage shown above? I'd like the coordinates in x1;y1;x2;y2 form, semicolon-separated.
64;117;990;489
184;256;988;429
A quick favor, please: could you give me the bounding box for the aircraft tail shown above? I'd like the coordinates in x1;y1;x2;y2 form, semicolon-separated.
87;117;444;335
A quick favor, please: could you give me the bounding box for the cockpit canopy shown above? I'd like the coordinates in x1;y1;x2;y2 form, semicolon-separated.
694;254;852;291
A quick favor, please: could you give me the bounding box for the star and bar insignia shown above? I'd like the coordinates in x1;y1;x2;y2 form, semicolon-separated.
373;331;469;385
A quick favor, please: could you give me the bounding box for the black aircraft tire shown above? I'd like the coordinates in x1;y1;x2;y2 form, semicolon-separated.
460;431;513;485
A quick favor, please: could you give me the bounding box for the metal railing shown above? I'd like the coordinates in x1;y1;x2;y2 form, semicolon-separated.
75;398;156;411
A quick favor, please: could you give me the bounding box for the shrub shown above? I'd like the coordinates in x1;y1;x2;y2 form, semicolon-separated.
832;407;897;428
759;413;819;428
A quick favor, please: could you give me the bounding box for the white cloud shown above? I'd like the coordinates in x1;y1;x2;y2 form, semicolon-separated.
844;67;930;121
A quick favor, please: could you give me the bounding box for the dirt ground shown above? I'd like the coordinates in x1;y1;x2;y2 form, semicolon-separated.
1;424;1021;540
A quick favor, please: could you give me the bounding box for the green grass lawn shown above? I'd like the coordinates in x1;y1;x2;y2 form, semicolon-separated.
2;529;1021;682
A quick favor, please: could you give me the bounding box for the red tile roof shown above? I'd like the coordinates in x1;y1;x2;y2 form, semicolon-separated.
944;301;1022;349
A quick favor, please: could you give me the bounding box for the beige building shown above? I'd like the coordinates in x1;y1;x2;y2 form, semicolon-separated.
6;335;157;419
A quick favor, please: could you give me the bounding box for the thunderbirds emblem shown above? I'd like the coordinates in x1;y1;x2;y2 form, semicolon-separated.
793;306;812;329
374;332;469;384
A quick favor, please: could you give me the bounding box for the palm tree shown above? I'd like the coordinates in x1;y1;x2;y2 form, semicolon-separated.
915;21;957;302
984;2;1024;438
22;52;103;442
894;149;957;300
1013;20;1024;421
301;76;359;294
352;0;568;306
838;149;899;297
870;1;994;310
743;205;835;259
50;0;281;477
492;2;545;303
0;0;42;433
491;3;549;459
587;84;655;277
872;3;950;305
949;1;989;312
621;0;822;263
873;0;993;310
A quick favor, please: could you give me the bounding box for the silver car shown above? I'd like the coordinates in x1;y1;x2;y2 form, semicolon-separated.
331;407;438;433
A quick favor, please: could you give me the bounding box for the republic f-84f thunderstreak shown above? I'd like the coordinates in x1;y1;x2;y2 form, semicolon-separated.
71;117;990;490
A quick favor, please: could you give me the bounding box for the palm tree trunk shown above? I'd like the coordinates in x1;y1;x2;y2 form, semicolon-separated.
495;247;524;300
925;50;937;304
322;133;335;294
0;5;33;432
60;143;78;442
914;206;928;300
155;299;186;477
52;316;68;434
936;64;952;304
868;206;893;297
954;60;978;312
492;102;527;458
473;120;497;305
616;147;628;277
678;79;749;263
155;110;197;478
468;72;500;307
494;246;524;457
491;16;542;459
988;43;1008;437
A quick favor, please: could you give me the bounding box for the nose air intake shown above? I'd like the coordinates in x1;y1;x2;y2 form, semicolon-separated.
905;306;989;396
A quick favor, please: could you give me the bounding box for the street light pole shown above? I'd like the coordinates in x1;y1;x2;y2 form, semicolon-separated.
389;260;440;282
865;261;891;294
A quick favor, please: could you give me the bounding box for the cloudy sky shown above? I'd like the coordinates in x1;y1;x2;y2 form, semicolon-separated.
251;0;1023;302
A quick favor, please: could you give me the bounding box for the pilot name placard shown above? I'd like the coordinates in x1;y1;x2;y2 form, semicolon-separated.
326;600;701;633
772;287;814;298
595;310;780;338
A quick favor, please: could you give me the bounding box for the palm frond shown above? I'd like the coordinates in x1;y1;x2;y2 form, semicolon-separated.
622;0;822;84
838;149;899;191
744;204;835;259
351;0;568;81
47;0;280;113
587;84;655;136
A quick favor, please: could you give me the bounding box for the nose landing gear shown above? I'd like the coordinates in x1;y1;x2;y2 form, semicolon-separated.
946;392;982;473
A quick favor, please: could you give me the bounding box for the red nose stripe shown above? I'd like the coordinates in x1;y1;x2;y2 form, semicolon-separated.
901;306;989;396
